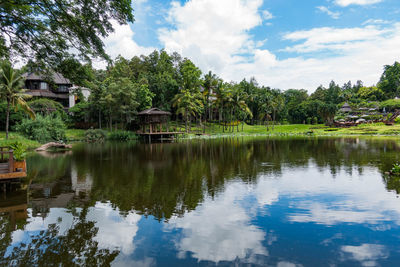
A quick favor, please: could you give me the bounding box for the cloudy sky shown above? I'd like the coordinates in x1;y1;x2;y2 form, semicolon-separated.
102;0;400;92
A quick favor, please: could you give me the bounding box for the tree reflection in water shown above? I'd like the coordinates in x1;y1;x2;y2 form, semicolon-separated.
1;137;400;265
0;207;119;267
23;137;400;221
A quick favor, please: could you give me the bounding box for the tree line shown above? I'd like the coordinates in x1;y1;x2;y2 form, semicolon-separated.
63;51;400;132
2;51;400;135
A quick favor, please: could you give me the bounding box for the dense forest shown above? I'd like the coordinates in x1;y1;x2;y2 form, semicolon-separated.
2;50;400;133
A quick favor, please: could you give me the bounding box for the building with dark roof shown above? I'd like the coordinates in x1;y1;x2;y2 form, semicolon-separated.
23;72;89;108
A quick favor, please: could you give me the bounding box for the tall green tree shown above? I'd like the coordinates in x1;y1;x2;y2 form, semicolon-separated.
203;71;219;121
172;89;204;133
0;0;134;65
378;61;400;99
0;61;35;139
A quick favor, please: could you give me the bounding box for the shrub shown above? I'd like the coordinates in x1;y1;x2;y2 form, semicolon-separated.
69;102;90;124
9;141;26;161
0;101;25;131
312;117;318;125
16;115;66;143
380;99;400;112
391;163;400;175
28;99;68;122
85;129;106;143
107;130;136;141
324;128;339;132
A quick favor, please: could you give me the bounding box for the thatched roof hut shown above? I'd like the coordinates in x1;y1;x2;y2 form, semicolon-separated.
340;102;352;113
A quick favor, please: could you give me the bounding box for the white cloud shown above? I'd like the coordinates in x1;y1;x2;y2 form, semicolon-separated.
334;0;383;7
316;6;341;19
282;25;390;53
262;10;274;20
158;0;400;91
94;20;156;68
341;244;388;266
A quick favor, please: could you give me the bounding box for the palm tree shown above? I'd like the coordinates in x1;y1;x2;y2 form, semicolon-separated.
172;89;204;133
213;81;230;132
0;61;35;139
232;87;252;132
203;71;218;121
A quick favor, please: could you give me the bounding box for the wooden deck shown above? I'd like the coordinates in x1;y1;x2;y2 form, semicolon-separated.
0;147;27;181
137;131;185;142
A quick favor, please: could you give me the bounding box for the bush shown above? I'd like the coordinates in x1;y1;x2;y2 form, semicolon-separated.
16;115;66;143
391;163;400;175
85;129;106;143
0;101;25;131
28;99;68;122
380;99;400;112
107;130;136;141
312;117;318;125
69;102;90;124
9;141;26;161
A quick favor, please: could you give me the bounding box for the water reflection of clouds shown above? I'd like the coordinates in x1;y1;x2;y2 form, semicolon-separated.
87;202;141;255
253;164;400;226
10;202;144;265
340;244;388;267
165;182;268;263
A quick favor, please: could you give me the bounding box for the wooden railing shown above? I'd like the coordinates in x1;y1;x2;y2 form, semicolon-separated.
0;147;14;173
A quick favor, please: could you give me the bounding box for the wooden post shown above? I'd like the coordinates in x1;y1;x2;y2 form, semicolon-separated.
150;124;153;133
8;151;13;173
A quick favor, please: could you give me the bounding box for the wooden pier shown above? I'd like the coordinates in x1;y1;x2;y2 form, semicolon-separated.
0;147;27;182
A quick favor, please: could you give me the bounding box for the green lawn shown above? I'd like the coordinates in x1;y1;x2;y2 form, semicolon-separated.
2;123;400;150
0;132;40;150
184;122;400;138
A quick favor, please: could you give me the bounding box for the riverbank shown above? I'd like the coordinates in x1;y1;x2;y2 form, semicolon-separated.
1;123;400;149
185;122;400;138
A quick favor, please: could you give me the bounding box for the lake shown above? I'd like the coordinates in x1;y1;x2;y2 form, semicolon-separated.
1;137;400;266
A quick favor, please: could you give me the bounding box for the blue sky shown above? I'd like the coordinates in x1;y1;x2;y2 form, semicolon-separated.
101;0;400;91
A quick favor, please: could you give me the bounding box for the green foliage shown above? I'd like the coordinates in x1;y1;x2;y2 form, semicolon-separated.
85;129;106;143
28;98;68;121
0;60;36;139
107;131;136;141
391;163;400;175
0;0;134;66
378;61;400;99
16;115;66;143
358;86;384;101
69;102;90;124
9;141;26;161
380;99;400;112
0;101;25;130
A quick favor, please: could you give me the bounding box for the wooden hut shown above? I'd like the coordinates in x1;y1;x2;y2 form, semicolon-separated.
340;102;352;113
137;108;182;141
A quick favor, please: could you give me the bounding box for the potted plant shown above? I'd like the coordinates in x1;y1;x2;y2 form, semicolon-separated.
10;141;27;172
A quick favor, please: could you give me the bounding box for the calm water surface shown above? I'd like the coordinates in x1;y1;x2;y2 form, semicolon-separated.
1;137;400;266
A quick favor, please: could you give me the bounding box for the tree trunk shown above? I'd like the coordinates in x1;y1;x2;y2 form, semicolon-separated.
185;109;188;133
273;110;276;130
98;110;102;129
5;99;10;140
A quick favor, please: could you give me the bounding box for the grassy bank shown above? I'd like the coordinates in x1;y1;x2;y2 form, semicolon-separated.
0;132;41;150
183;122;400;138
2;123;400;149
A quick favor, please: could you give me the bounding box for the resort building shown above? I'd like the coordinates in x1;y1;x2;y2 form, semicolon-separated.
23;72;90;108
